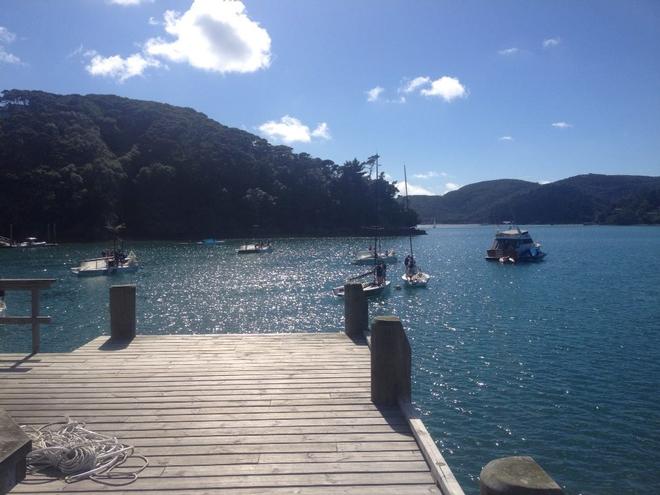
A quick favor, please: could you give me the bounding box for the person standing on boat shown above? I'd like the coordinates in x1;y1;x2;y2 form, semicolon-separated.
375;261;386;285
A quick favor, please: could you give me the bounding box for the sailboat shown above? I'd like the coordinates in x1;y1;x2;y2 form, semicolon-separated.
335;154;392;297
351;154;397;265
332;262;391;297
401;165;430;287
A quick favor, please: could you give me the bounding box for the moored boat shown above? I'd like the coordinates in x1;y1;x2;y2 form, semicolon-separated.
333;280;391;297
237;241;272;254
16;237;57;248
71;250;138;277
485;223;546;262
352;249;397;265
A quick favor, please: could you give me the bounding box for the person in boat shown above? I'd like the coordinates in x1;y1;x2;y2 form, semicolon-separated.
375;261;386;285
407;255;417;276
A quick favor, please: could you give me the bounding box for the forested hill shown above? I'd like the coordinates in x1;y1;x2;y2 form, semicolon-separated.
408;175;660;225
0;90;416;240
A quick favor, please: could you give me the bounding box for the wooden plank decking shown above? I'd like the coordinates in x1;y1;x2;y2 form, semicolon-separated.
0;333;445;494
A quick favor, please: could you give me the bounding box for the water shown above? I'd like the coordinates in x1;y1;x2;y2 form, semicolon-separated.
1;226;659;495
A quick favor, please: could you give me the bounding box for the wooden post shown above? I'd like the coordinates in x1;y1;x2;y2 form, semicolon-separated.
110;285;136;341
480;456;564;495
344;282;367;338
30;288;40;354
0;409;32;494
371;316;411;405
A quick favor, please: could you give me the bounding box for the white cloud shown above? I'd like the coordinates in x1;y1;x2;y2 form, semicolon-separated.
311;122;331;140
499;136;514;141
420;76;467;102
259;115;331;144
444;182;461;192
0;46;20;64
0;27;21;65
366;86;384;102
413;171;440;179
498;47;519;56
543;37;561;48
86;52;161;82
0;26;16;44
145;0;271;74
148;16;160;26
398;180;436;196
551;121;572;129
402;76;430;93
109;0;154;5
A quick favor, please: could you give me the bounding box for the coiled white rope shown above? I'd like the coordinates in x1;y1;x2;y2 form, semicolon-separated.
21;418;148;485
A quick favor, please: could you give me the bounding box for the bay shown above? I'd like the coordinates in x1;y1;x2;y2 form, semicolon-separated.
1;225;659;495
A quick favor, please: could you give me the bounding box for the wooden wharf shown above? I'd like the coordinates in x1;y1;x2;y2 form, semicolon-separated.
0;283;465;495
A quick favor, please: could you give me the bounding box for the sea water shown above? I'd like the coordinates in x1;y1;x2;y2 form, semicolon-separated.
1;225;659;494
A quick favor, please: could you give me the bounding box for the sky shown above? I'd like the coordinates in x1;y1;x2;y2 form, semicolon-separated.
1;0;660;195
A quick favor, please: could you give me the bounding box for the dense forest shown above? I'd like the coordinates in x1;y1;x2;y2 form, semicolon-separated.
408;174;660;225
0;90;417;241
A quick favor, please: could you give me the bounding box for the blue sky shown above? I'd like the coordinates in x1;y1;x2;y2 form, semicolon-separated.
1;0;659;195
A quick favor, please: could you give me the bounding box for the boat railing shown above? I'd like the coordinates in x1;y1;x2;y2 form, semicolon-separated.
0;278;55;354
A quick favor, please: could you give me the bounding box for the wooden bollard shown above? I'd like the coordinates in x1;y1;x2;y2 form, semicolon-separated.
371;316;411;405
344;282;367;338
0;409;31;494
110;285;136;341
480;456;564;495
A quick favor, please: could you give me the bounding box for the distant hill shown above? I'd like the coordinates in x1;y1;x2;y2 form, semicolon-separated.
407;174;660;225
0;89;415;240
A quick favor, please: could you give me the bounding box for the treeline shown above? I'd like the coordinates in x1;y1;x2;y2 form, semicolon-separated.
0;90;416;241
407;175;660;225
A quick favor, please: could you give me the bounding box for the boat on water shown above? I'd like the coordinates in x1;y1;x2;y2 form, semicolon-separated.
401;270;431;287
333;279;391;297
71;250;138;277
400;165;431;287
198;238;224;245
7;237;57;248
352;249;397;265
485;222;546;263
237;241;272;254
333;261;391;297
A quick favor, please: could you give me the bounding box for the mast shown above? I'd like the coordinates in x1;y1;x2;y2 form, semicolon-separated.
404;165;413;258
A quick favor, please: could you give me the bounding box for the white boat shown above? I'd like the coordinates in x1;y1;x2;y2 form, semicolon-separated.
237;242;272;254
485;222;546;262
71;251;138;277
352;250;397;265
401;165;431;287
17;237;56;248
401;269;431;287
333;280;391;297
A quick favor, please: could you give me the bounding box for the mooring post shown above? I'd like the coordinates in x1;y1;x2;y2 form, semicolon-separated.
371;316;411;406
30;288;40;354
344;282;368;338
0;408;31;494
110;285;136;341
480;456;564;495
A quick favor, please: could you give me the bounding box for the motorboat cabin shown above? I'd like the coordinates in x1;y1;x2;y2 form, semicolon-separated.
485;224;546;262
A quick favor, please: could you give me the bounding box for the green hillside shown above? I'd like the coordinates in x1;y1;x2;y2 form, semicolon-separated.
0;90;416;240
407;174;660;224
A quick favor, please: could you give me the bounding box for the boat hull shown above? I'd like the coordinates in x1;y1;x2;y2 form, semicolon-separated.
333;281;391;297
352;254;397;265
401;272;430;287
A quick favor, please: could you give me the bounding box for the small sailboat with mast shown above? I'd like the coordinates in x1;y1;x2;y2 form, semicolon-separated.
335;154;393;297
351;154;397;265
401;165;430;287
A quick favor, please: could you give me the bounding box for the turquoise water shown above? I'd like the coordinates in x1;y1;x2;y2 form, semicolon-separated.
1;226;659;494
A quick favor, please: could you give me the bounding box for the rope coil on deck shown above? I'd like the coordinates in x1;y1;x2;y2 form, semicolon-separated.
21;418;148;485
